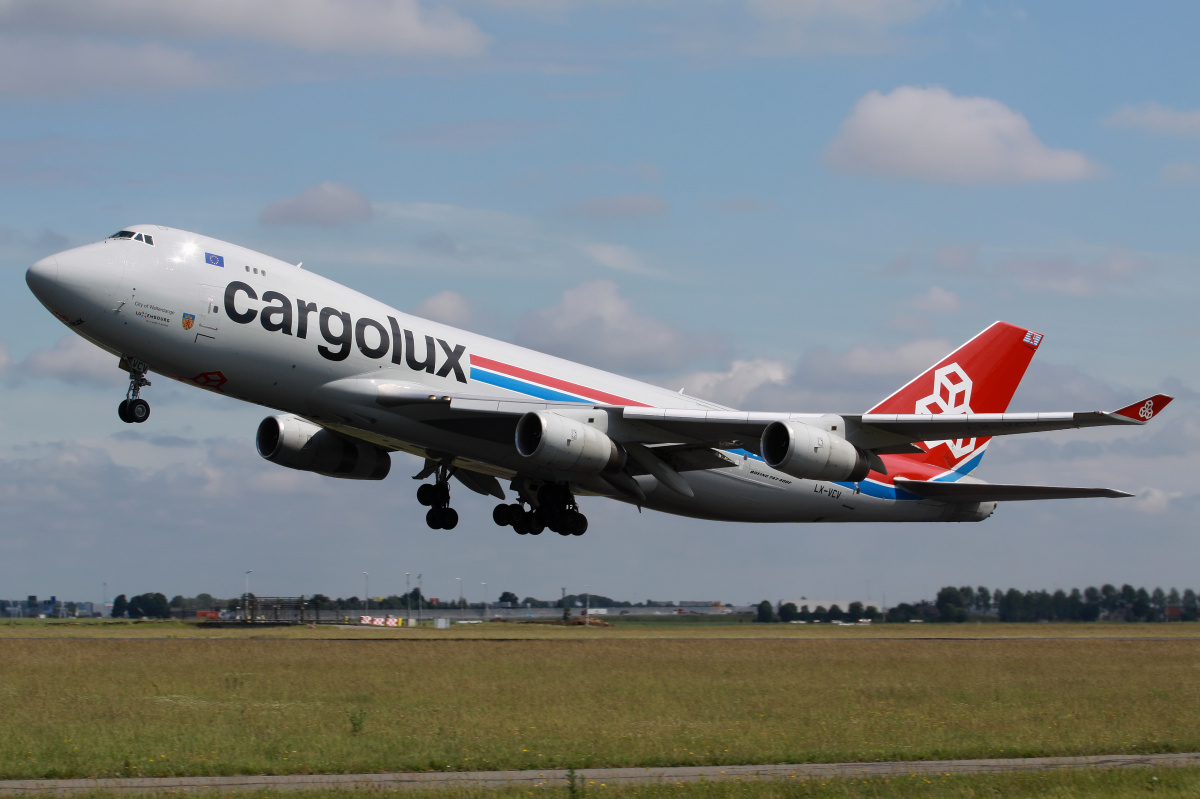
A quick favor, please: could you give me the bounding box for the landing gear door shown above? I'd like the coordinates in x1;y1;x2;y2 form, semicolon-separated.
198;286;221;331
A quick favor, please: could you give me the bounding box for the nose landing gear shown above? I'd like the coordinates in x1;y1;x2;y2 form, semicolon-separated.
117;358;151;424
415;462;458;529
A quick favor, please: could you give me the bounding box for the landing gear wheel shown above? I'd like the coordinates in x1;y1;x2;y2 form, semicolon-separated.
119;357;152;425
512;512;530;535
492;504;511;527
527;515;544;535
426;508;443;529
417;484;436;506
441;508;459;530
569;512;588;536
127;398;150;423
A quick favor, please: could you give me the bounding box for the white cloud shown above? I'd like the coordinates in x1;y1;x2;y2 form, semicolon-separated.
675;359;790;408
739;0;949;55
0;0;489;57
576;243;652;274
372;201;658;278
413;290;475;328
0;36;221;95
564;194;669;221
15;335;124;387
259;183;373;228
910;286;962;313
750;0;947;26
514;281;705;374
824;86;1099;183
1105;103;1200;138
995;252;1149;296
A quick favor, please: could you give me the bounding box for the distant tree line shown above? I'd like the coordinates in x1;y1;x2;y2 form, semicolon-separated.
110;592;170;619
902;585;1200;623
755;600;880;623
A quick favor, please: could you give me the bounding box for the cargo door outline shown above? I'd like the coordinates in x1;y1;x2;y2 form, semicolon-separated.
195;285;221;343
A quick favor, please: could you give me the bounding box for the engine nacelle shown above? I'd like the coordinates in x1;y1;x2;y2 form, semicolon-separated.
760;420;870;482
515;411;625;473
256;415;391;480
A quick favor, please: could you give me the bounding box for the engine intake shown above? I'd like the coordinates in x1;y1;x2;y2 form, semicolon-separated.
256;415;391;480
515;411;625;473
760;420;870;482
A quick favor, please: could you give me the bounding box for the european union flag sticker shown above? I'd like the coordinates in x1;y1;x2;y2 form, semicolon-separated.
205;252;224;267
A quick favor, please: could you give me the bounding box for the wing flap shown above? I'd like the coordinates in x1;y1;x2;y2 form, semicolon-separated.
893;477;1133;503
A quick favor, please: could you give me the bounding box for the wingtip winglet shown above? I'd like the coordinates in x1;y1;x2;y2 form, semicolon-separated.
1112;394;1174;423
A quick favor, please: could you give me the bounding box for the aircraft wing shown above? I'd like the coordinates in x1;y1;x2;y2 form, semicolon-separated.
318;375;1171;456
892;478;1133;503
616;394;1173;451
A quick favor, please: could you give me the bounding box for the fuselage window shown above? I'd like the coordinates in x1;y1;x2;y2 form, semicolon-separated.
109;230;136;239
143;234;153;245
134;233;144;242
245;265;250;272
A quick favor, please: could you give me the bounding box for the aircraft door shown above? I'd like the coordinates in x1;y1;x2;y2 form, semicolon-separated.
194;285;222;344
198;285;221;331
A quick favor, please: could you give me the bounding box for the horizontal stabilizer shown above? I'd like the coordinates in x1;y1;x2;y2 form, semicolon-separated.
893;477;1133;503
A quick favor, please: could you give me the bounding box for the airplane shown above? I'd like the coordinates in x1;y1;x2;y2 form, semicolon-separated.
25;225;1171;535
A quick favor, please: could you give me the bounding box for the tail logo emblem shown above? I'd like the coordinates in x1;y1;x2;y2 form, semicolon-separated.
1139;399;1155;420
915;362;977;459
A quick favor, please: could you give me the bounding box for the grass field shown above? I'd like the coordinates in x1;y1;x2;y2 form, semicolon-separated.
15;766;1200;799
4;618;1200;639
3;621;1200;781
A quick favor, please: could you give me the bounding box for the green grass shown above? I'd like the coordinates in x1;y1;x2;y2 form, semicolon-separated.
4;618;1200;639
3;636;1200;780
23;765;1200;798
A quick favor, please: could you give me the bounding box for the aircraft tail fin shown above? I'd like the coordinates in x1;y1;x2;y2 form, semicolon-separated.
869;322;1042;473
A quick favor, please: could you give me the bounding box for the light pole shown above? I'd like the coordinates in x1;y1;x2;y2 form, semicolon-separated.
456;577;462;615
244;570;252;620
418;574;423;624
363;572;370;613
585;584;590;627
482;582;487;618
405;573;411;622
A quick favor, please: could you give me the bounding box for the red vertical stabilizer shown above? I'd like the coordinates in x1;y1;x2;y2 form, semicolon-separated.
870;322;1042;474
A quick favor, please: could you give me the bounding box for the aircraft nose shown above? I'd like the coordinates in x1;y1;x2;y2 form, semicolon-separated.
26;255;60;302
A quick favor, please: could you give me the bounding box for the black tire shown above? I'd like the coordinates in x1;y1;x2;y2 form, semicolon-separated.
571;513;588;536
426;508;443;529
117;400;132;423
492;504;511;526
441;508;459;530
527;515;544;535
512;513;530;535
417;484;435;506
128;398;150;423
433;483;451;506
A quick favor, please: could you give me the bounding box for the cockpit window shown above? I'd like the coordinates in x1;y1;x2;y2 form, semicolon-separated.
107;230;154;245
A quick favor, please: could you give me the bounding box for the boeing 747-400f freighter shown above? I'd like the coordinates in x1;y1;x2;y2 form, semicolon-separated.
25;226;1172;535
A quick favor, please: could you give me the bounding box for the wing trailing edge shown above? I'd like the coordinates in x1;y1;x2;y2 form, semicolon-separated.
893;477;1134;503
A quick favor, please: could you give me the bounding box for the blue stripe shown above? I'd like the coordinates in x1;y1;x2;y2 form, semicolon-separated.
470;367;590;404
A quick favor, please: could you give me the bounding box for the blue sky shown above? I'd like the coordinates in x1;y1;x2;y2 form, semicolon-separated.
2;1;1197;609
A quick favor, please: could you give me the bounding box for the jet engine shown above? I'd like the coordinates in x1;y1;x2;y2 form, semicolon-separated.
760;420;870;482
256;415;391;480
515;411;626;473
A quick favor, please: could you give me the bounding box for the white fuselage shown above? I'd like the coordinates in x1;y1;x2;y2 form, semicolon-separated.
26;226;986;524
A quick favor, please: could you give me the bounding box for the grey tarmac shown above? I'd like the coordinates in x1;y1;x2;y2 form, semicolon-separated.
2;752;1199;795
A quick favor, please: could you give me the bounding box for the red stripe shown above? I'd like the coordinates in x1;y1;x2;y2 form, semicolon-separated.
471;355;652;407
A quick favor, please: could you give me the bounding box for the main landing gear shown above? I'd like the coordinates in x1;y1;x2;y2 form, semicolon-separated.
493;483;588;536
117;358;151;424
416;463;459;530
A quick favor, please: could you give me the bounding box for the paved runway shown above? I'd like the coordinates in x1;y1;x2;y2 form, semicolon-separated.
1;752;1198;795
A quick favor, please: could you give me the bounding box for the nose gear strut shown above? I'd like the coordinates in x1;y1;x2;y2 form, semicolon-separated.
117;357;152;424
414;461;458;530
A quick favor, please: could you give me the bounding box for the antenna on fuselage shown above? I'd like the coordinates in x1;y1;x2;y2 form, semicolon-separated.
296;262;303;269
